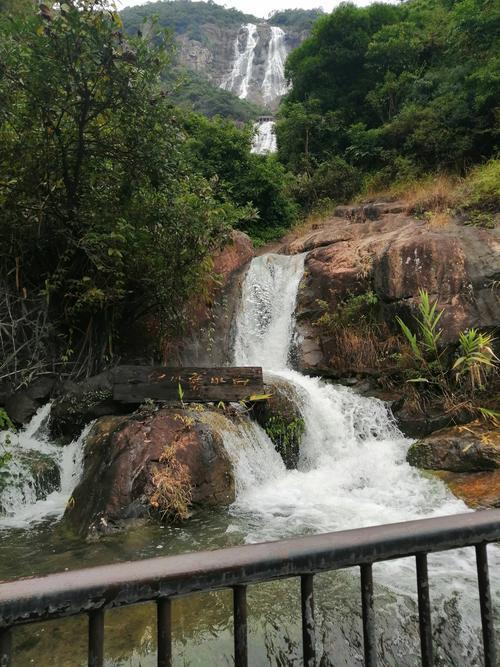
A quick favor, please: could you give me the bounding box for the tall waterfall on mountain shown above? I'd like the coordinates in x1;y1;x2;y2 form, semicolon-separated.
221;22;291;154
262;26;289;104
221;23;259;100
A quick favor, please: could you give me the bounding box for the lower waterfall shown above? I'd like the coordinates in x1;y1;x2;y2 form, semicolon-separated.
223;251;498;663
0;405;89;529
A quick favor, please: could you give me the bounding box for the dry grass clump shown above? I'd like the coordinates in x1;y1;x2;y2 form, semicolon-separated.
149;445;192;521
328;329;399;375
401;175;460;215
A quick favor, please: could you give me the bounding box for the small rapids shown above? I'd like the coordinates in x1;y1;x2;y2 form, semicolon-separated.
222;251;499;663
0;405;89;529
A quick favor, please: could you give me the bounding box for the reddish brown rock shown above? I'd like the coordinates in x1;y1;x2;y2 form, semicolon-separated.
64;407;235;538
288;206;500;375
435;470;500;509
212;230;254;281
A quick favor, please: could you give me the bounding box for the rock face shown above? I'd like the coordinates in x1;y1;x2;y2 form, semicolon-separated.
4;375;56;425
64;407;235;539
407;421;500;508
286;203;500;376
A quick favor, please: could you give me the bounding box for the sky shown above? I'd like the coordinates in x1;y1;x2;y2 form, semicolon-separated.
116;0;378;19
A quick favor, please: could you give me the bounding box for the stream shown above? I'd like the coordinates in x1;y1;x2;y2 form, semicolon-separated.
0;252;498;665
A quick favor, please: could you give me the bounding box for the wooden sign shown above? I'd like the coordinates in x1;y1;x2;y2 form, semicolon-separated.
112;366;264;404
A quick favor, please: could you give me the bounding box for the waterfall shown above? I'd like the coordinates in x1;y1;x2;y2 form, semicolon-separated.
224;252;493;658
251;120;277;154
262;27;289;104
0;406;90;529
221;23;259;100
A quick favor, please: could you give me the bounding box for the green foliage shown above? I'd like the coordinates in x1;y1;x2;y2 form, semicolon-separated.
396;289;446;383
453;329;498;391
0;1;244;379
315;291;378;333
166;68;264;123
269;8;324;33
277;0;500;208
460;159;500;212
397;290;498;397
0;407;14;470
263;415;305;467
184;113;298;244
120;0;256;43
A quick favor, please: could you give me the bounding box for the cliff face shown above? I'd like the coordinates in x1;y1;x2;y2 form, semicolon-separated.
121;3;316;112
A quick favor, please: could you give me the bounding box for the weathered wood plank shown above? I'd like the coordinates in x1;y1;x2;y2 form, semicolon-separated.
112;366;264;403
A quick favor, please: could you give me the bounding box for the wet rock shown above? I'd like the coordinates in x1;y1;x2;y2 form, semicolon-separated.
64;407;235;539
4;375;56;425
435;470;500;509
253;377;305;468
407;421;500;472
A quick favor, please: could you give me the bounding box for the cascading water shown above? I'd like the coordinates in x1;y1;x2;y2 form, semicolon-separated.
221;23;259;100
224;251;499;662
0;405;89;529
262;27;289;104
251;120;277;154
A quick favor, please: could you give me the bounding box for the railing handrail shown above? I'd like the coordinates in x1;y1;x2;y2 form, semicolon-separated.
1;510;499;628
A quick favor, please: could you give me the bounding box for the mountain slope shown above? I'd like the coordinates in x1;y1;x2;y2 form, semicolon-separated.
121;2;320;115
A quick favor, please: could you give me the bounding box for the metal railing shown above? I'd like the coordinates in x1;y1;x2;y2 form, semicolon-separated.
0;510;499;667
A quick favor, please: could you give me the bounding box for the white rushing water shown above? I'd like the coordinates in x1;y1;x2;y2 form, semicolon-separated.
221;22;289;108
224;252;498;661
221;23;259;100
0;405;89;529
262;27;289;104
251;120;277;154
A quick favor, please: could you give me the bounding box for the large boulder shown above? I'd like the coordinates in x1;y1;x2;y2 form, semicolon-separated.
407;420;500;508
407;421;500;472
64;407;235;539
289;207;500;376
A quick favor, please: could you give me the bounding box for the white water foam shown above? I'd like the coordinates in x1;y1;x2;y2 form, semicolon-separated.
224;251;498;660
0;406;90;529
262;26;289;104
221;23;259;100
251;120;277;154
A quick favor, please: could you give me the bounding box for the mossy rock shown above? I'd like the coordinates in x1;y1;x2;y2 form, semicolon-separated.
253;377;305;468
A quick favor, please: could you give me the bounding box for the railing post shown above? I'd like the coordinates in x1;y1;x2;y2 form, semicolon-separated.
360;563;377;667
0;628;11;667
88;609;104;667
301;574;316;666
157;598;172;667
415;553;433;667
476;543;497;667
233;584;248;667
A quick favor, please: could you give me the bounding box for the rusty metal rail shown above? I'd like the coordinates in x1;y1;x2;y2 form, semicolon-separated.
0;510;499;666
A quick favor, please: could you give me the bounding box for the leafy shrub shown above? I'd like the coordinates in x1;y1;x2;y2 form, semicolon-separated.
397;290;498;399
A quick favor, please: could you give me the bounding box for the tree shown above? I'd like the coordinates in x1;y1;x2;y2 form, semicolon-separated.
0;1;240;379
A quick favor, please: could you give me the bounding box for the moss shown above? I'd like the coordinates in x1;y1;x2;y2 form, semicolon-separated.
264;415;305;469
